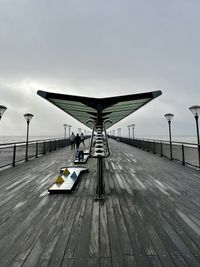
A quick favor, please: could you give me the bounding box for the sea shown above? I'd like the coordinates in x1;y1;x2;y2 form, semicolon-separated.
135;135;197;144
0;135;197;144
0;136;63;144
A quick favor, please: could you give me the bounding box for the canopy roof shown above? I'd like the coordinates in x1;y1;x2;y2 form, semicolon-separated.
37;90;162;129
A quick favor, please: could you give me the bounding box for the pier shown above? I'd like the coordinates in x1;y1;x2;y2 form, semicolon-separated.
1;139;200;266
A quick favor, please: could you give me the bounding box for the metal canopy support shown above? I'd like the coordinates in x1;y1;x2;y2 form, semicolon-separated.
37;90;162;129
37;89;162;198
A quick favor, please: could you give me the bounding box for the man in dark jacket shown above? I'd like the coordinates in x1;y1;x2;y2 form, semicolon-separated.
74;134;81;149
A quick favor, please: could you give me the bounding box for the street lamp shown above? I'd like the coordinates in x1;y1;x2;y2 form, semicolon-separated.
68;125;71;137
117;128;121;137
0;105;7;120
164;113;174;160
189;105;200;167
127;125;131;139
131;124;135;139
189;105;200;144
24;113;34;161
63;124;68;139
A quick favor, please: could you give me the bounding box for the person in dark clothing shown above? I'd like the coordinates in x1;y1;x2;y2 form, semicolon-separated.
74;134;81;149
80;133;85;146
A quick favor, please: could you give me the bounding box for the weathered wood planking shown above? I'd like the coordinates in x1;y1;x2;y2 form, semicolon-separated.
0;139;200;266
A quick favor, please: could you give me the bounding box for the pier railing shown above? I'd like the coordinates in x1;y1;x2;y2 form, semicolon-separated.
111;136;200;168
0;138;70;168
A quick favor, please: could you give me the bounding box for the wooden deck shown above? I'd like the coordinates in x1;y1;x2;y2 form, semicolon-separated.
1;139;200;267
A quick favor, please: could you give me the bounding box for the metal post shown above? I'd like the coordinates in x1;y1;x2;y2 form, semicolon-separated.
168;121;173;160
25;121;30;161
160;141;163;157
196;116;200;167
182;143;185;165
195;116;200;144
36;141;38;157
68;125;71;138
43;141;46;155
63;124;68;139
96;157;104;199
49;140;51;152
13;144;16;166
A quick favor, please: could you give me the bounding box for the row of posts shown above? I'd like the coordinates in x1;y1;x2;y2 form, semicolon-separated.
11;139;69;167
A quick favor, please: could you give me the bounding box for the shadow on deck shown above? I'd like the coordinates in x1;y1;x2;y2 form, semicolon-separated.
0;139;200;266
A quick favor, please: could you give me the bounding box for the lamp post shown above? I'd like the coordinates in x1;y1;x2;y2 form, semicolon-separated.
127;125;131;139
164;113;174;160
24;113;34;161
117;128;121;137
63;124;68;139
189;105;200;167
131;124;135;139
68;125;71;137
0;105;7;120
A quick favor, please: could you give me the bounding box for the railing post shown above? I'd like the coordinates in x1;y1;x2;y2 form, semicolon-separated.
36;142;38;157
170;141;173;160
43;141;46;155
182;143;185;165
198;144;200;168
49;140;51;152
13;144;16;166
153;141;155;154
147;141;149;152
160;141;163;157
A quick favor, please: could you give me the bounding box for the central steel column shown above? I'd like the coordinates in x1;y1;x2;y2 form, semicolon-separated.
96;104;104;198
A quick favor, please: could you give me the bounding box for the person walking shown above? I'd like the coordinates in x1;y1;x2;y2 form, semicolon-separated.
69;132;75;149
74;133;81;149
80;132;85;146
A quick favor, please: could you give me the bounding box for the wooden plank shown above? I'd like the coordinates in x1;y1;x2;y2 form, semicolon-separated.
123;255;137;267
63;197;87;259
74;198;93;259
89;201;99;257
147;256;162;267
99;201;110;258
47;197;81;267
99;257;112;267
171;255;189;267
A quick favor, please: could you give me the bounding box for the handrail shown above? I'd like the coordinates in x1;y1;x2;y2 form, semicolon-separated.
85;119;95;157
131;137;197;146
103;119;112;158
0;137;66;147
111;136;200;168
0;137;71;169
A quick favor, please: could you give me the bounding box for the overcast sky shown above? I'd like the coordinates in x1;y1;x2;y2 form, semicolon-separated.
0;0;200;138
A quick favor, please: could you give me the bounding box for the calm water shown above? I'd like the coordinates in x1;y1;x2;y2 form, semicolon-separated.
135;135;197;143
0;136;63;144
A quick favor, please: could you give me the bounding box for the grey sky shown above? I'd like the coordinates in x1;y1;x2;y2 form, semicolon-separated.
0;0;199;138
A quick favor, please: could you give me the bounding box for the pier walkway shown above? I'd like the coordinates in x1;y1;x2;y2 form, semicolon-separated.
0;139;200;266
